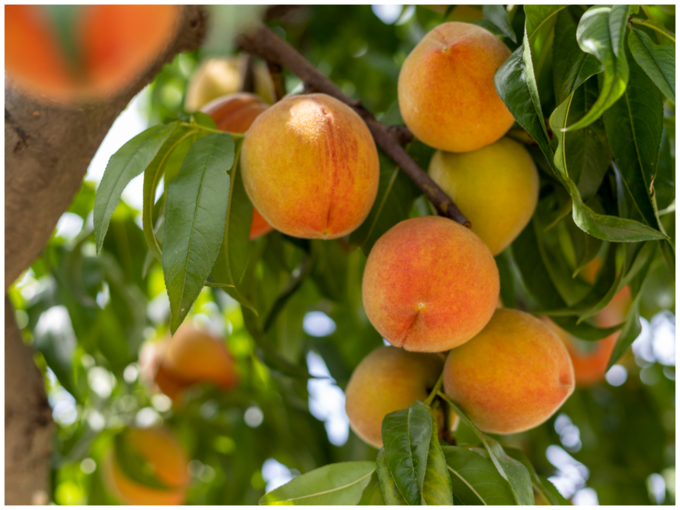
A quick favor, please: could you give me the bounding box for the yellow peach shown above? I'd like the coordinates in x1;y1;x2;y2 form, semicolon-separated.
241;93;380;239
444;308;575;434
398;22;514;152
428;138;539;255
362;216;499;352
344;346;444;448
103;427;188;505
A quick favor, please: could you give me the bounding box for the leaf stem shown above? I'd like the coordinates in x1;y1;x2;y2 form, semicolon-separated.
178;122;246;138
424;370;444;407
630;18;676;42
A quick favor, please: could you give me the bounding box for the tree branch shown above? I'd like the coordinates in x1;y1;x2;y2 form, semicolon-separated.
235;26;470;227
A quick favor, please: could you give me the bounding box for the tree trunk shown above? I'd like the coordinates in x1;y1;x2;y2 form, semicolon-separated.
4;7;207;503
5;296;53;505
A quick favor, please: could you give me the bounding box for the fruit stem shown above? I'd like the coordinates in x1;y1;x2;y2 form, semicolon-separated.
424;370;444;407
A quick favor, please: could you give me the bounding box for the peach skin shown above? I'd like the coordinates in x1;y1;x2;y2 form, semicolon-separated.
428;138;539;255
344;346;444;448
103;427;188;505
444;308;575;434
398;22;514;153
362;216;499;352
241;93;380;239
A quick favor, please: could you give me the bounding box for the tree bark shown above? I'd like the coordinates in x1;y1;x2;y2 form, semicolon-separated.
5;5;207;290
5;296;53;505
4;7;207;504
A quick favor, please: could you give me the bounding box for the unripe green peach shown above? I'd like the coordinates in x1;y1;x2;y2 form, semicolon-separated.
241;93;380;239
443;308;575;435
362;216;499;352
344;346;444;448
398;22;514;153
428;138;539;255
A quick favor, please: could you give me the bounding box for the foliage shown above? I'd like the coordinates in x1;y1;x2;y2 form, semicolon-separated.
9;4;675;506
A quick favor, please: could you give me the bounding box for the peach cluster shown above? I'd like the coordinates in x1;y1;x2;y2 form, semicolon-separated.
345;22;575;445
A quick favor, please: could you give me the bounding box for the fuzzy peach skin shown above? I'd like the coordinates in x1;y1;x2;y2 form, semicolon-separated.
428;138;539;255
345;346;444;448
398;22;514;153
103;427;188;505
202;93;274;240
241;93;380;239
162;324;238;392
444;308;575;434
362;216;499;352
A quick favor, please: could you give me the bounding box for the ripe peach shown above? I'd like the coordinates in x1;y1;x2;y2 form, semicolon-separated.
344;346;444;448
184;56;276;112
202;93;273;239
362;216;499;352
241;93;380;239
162;324;238;391
428;138;539;255
103;427;188;505
545;286;632;386
443;308;575;434
398;22;514;153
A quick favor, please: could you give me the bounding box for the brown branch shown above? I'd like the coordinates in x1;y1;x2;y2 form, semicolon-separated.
240;53;256;93
266;61;287;102
235;26;470;227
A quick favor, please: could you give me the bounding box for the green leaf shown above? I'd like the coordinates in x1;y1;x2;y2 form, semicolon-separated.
564;78;612;201
33;307;79;400
504;448;570;505
566;5;630;131
259;461;376;505
482;5;517;43
114;431;171;490
441;446;517;505
438;395;534;505
495;27;554;163
603;47;665;233
348;150;421;256
524;5;567;41
94;123;178;254
550;90;667;242
422;416;454;505
381;401;433;505
163;133;235;333
209;141;257;312
553;9;602;105
376;449;407;505
142;126;197;262
358;472;386;505
607;242;657;368
628;28;675;103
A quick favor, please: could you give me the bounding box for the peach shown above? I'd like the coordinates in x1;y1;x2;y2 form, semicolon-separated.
185;56;275;111
545;286;632;386
344;346;444;448
398;22;514;153
103;427;188;505
202;92;273;239
362;216;499;352
241;93;380;239
428;138;539;255
443;308;575;435
161;324;238;391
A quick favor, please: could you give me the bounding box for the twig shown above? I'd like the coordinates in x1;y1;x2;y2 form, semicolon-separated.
236;26;470;227
241;53;256;93
266;61;287;102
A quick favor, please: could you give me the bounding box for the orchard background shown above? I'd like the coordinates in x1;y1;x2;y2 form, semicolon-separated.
5;4;676;506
